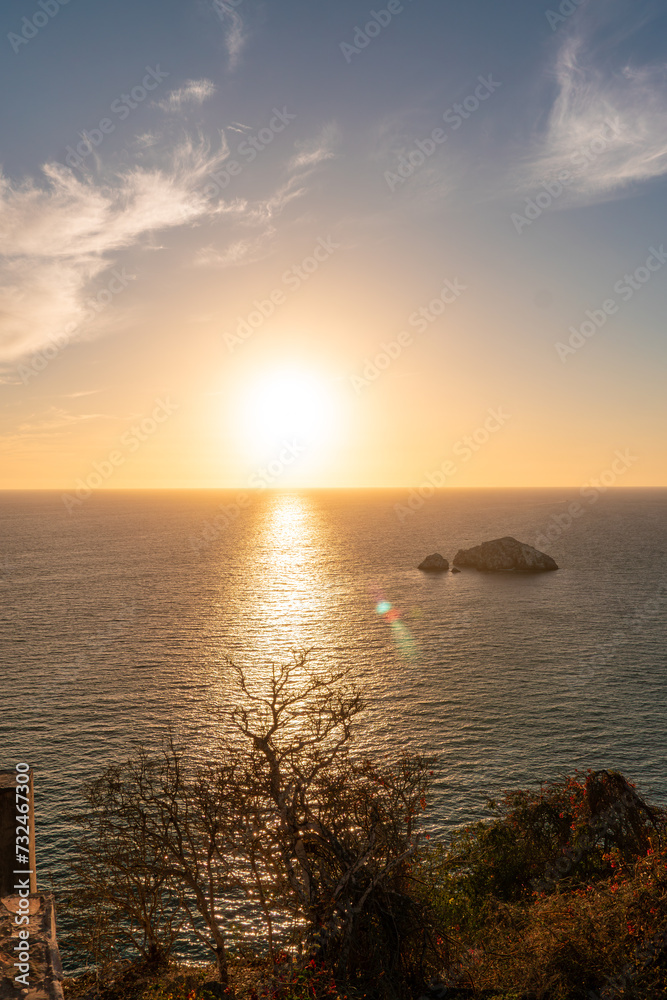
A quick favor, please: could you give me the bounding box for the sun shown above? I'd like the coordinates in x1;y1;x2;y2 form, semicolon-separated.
237;367;340;461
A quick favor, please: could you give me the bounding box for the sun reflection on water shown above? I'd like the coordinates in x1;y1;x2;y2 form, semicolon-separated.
265;492;310;548
226;493;340;665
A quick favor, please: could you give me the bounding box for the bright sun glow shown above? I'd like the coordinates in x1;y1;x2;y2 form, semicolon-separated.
238;368;340;461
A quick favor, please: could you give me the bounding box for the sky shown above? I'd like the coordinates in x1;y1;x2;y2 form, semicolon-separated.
0;0;666;489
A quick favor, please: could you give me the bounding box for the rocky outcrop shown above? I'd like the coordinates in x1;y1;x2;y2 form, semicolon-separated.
453;536;558;573
418;553;449;573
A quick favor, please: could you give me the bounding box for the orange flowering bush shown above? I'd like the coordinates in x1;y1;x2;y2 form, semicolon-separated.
417;771;667;998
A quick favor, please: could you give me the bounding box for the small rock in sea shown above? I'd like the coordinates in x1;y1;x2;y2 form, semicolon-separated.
418;553;449;572
451;566;461;574
453;536;558;573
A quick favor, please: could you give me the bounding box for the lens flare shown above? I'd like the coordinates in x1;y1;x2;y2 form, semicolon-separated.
371;588;417;659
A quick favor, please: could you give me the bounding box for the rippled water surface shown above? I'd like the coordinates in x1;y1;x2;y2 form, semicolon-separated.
1;488;666;894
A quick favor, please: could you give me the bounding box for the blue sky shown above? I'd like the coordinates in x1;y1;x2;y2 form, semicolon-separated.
0;0;666;487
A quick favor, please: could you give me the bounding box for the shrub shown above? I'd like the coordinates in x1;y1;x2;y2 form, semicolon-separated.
417;771;667;998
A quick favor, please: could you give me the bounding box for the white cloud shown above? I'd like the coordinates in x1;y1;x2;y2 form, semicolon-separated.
10;407;111;436
158;79;216;112
190;176;310;270
59;389;103;398
0;136;239;363
0;115;335;360
524;15;667;204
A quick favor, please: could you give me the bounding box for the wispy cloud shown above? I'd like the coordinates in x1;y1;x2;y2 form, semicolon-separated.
227;121;252;135
12;407;111;435
194;233;275;268
193;126;339;269
0;112;336;360
58;389;103;399
157;79;216;112
523;9;667;204
0;135;234;363
213;0;247;71
190;176;311;270
288;123;339;171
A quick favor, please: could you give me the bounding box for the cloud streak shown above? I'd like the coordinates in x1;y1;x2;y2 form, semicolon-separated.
194;125;340;269
212;0;247;70
288;123;339;172
194;233;275;269
158;79;216;112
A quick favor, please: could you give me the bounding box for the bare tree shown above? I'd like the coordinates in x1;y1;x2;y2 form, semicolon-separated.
73;742;252;985
71;752;186;971
69;652;439;992
228;651;436;981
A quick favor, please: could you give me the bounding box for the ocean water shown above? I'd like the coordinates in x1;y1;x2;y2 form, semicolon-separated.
1;487;666;898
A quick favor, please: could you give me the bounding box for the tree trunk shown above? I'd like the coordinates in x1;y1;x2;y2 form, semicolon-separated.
214;943;229;987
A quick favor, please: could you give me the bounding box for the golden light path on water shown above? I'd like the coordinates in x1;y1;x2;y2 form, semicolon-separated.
235;492;415;661
217;492;417;698
159;484;649;838
234;491;338;656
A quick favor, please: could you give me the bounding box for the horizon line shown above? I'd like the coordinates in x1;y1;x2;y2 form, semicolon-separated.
1;486;665;493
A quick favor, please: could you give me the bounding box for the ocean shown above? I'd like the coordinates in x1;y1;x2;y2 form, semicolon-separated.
1;487;666;904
